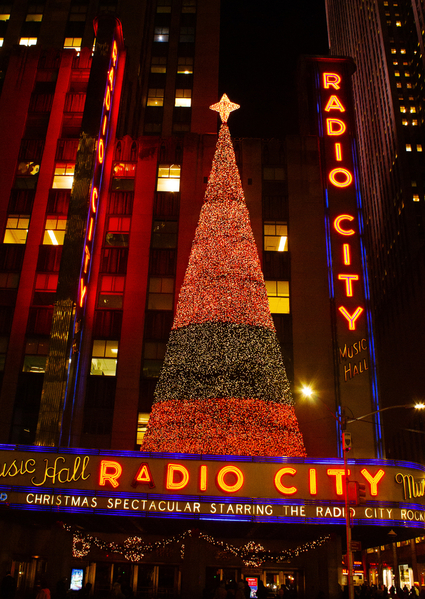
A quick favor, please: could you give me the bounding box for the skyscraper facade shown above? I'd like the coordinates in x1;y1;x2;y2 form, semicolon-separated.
325;0;425;461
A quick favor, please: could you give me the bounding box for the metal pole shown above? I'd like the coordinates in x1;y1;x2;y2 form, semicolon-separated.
343;431;354;599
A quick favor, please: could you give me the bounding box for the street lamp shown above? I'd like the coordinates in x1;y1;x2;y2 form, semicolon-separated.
299;387;425;599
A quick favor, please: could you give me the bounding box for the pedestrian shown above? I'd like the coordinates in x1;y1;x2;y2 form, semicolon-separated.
0;573;16;599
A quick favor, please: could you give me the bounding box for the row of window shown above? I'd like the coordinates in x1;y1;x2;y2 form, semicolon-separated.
147;88;192;107
151;56;193;74
153;26;194;43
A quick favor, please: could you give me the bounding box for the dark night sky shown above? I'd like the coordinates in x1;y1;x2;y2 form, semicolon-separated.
218;0;329;137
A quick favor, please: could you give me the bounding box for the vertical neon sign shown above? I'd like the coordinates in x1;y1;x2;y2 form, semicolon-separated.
78;39;119;311
314;59;381;457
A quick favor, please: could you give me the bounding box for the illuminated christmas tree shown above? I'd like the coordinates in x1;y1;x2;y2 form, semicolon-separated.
142;95;306;456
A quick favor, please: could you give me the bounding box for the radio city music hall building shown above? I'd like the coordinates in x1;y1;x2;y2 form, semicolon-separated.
0;2;424;597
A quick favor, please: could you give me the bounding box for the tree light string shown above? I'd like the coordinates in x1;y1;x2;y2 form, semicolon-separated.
63;525;330;565
142;115;305;456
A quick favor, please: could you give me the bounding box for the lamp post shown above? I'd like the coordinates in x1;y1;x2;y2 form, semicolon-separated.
299;387;425;599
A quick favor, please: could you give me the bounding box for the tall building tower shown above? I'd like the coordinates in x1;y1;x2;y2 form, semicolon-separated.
325;0;425;461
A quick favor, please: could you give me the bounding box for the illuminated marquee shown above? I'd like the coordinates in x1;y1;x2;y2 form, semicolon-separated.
78;38;120;310
0;447;424;526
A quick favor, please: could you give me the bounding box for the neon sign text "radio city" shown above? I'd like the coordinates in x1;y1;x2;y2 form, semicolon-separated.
322;72;364;331
79;39;119;309
98;460;385;497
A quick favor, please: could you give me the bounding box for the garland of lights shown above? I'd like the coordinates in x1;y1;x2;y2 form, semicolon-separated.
142;101;306;457
64;525;330;565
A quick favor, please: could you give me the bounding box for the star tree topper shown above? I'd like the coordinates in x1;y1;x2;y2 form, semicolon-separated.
210;94;240;123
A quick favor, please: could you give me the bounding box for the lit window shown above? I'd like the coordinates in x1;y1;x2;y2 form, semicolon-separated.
177;56;193;74
412;181;417;187
90;340;119;376
25;12;42;20
113;163;136;177
396;21;401;27
152;220;178;248
412;120;418;126
98;275;125;309
137;413;150;444
405;72;410;77
19;37;37;46
151;57;167;73
265;280;290;314
52;163;74;188
417;145;423;152
156;0;171;12
0;38;3;47
391;48;396;54
179;26;195;42
23;338;49;373
406;144;412;151
157;164;181;192
406;83;412;89
263;167;285;180
400;106;406;113
154;27;169;42
3;216;29;244
0;13;10;20
175;89;191;107
63;37;82;51
105;216;131;247
264;221;288;252
0;272;19;288
43;217;66;245
413;195;420;202
400;49;406;54
410;107;416;113
143;342;166;377
147;277;174;310
396;83;402;88
402;119;408;125
147;88;164;107
182;0;196;13
394;71;400;77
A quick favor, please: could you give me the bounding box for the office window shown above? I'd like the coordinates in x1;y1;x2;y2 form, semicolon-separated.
157;164;181;192
151;57;167;73
417;145;423;152
154;27;169;42
147;88;164;107
265;280;290;314
22;338;49;373
156;0;171;12
394;71;400;77
143;341;166;377
0;272;19;288
0;10;10;20
151;220;177;248
391;48;396;54
182;0;196;12
43;217;66;245
264;221;288;252
90;339;118;376
404;72;410;77
177;57;193;74
396;83;402;88
19;37;37;46
0;38;3;46
35;273;58;291
402;119;408;126
179;26;194;42
400;49;406;54
64;37;82;51
400;106;406;113
105;216;131;247
3;216;30;244
406;83;412;89
410;107;416;113
69;4;87;20
263;167;285;180
26;12;42;21
98;275;125;309
136;413;150;444
406;144;412;151
395;21;401;26
413;195;420;202
52;163;74;189
148;277;174;310
175;89;191;107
